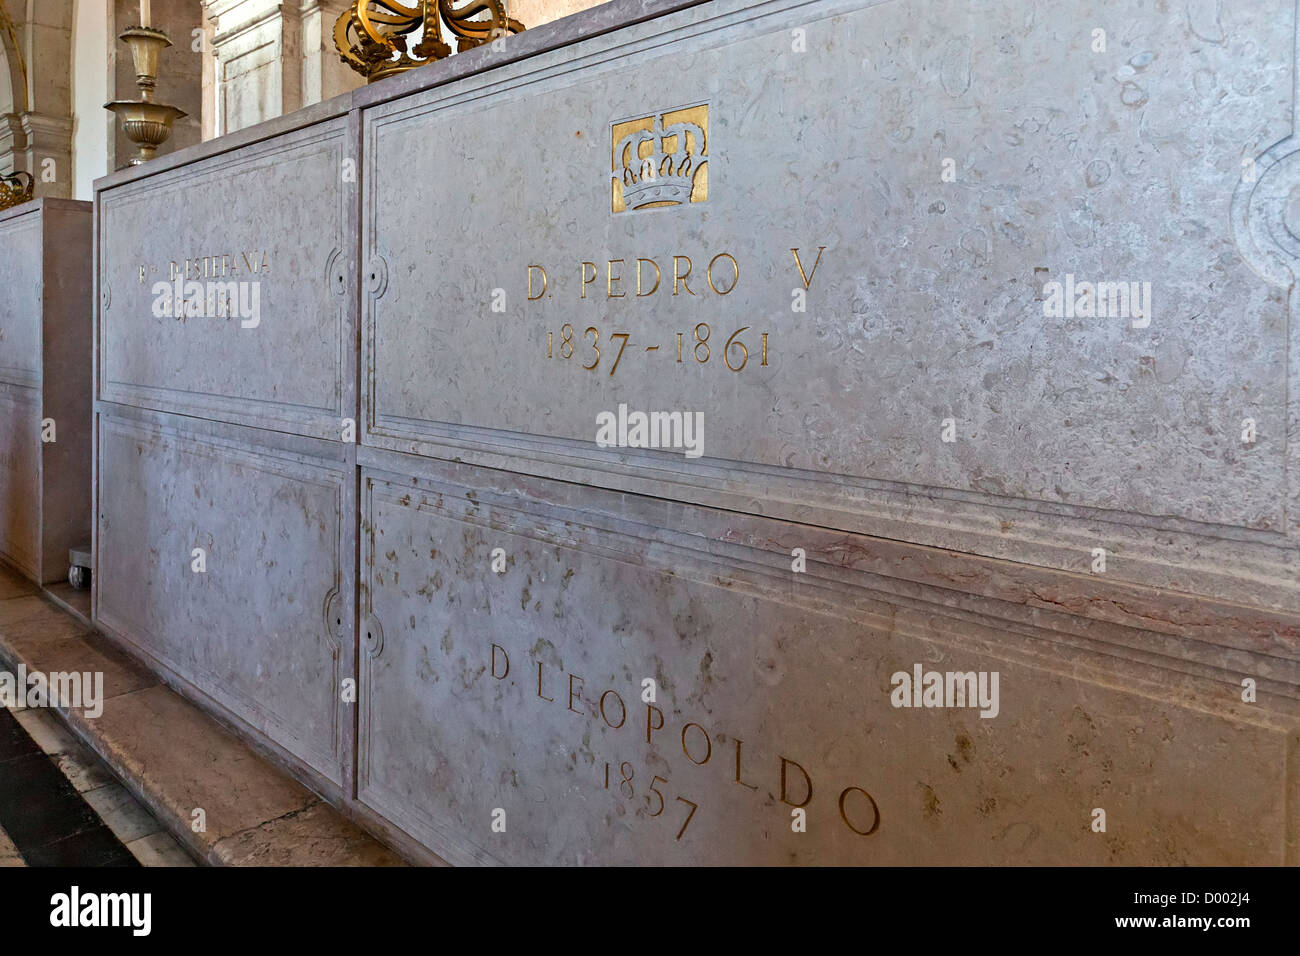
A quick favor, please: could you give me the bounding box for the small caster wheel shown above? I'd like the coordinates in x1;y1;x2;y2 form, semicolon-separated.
69;565;91;590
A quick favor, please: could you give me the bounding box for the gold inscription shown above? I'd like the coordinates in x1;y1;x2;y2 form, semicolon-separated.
545;323;766;376
636;258;660;296
706;253;739;295
672;255;694;296
790;245;826;290
488;641;881;846
611;104;709;214
527;264;548;300
606;260;626;298
519;245;829;378
163;249;271;282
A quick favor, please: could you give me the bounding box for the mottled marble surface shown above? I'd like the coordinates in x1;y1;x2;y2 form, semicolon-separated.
0;563;401;866
0;200;92;584
94;406;352;787
360;0;1300;613
356;454;1294;865
97;120;354;439
91;0;1300;865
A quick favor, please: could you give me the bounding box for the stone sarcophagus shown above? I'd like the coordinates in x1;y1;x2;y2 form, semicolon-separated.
94;106;359;795
0;199;92;585
96;0;1300;865
350;0;1300;864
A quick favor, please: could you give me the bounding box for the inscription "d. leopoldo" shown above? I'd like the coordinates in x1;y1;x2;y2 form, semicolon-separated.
489;641;881;842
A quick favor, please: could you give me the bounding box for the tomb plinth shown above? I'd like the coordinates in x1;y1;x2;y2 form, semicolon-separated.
0;198;92;586
94;103;358;794
94;0;1300;865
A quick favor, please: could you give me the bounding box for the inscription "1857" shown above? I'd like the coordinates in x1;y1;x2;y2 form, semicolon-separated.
489;640;880;846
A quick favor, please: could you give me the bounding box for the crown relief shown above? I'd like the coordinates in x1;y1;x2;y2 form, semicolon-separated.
612;109;709;213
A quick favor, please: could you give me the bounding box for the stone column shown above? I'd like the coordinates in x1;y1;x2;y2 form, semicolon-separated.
204;0;302;134
200;15;216;140
0;114;23;175
299;0;359;107
0;0;74;197
0;3;25;174
19;111;73;194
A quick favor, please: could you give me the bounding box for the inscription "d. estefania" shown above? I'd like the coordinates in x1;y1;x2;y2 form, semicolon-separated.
136;251;273;328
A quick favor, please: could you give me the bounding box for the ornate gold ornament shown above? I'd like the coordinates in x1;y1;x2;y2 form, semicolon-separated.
104;27;188;167
0;170;34;211
611;106;710;213
335;1;524;83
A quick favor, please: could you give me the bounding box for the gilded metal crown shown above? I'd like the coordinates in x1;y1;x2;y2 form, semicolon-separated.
0;170;34;212
335;0;524;82
613;114;707;209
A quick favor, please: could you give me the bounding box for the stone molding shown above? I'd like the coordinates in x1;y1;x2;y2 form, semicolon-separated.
1232;1;1300;289
90;0;1300;866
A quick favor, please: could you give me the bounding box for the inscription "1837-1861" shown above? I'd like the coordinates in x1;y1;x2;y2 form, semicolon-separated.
522;246;826;379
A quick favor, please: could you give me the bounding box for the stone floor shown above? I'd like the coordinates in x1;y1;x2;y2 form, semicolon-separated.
0;563;406;866
0;703;192;866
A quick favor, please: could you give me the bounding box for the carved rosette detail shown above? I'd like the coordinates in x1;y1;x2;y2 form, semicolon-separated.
1233;136;1300;289
326;247;348;297
362;612;385;659
366;254;389;298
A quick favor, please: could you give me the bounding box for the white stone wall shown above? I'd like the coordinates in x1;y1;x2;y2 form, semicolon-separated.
6;1;612;198
71;0;108;200
511;0;604;29
203;0;361;135
202;0;608;136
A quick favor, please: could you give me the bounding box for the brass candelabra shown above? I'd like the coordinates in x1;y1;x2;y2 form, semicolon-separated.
104;26;187;167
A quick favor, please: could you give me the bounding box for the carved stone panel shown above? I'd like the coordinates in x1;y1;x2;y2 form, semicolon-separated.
0;388;40;578
0;212;41;391
95;406;351;786
0;199;92;584
357;454;1296;865
83;0;1300;868
98;116;353;439
360;0;1299;613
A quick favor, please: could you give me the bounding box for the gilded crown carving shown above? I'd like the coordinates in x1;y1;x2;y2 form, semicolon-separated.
613;114;708;211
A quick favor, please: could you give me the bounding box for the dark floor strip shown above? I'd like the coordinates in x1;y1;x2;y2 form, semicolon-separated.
0;708;138;867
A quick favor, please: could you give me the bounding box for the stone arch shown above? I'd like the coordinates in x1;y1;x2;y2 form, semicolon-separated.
0;1;27;173
0;0;24;110
0;0;74;194
0;36;17;113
